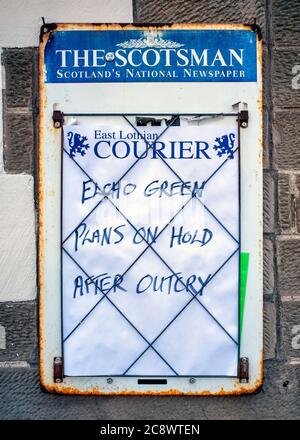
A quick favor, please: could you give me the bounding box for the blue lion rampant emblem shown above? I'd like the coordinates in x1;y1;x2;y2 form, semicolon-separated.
67;132;90;158
213;133;235;159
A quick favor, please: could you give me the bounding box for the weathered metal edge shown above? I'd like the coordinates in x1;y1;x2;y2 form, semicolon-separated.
38;23;263;396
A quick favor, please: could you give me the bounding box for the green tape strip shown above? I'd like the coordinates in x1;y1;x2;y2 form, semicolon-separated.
240;252;250;336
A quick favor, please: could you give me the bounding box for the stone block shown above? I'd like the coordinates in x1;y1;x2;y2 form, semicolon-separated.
277;239;300;296
263;172;275;233
272;0;300;46
263;239;274;295
274;111;300;170
0;302;36;362
2;49;34;109
273;49;300;109
133;0;266;35
281;298;300;359
263;302;276;359
278;174;291;232
4;112;33;174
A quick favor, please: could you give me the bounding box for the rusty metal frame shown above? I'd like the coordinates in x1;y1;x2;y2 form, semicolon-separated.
61;112;240;378
38;23;263;395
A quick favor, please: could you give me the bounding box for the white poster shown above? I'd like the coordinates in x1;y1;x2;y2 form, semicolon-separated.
62;118;240;377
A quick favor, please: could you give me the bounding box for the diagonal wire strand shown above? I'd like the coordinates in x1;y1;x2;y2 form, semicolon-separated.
62;121;240;345
62;247;179;375
62;192;196;341
61;114;240;375
123;248;239;375
63;192;197;342
106;195;239;345
62;115;180;243
63;188;238;371
63;241;238;376
123;116;239;244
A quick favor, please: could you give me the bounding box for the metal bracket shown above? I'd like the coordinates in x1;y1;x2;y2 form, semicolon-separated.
39;18;57;43
136;115;180;127
244;18;263;41
53;357;63;383
52;110;64;128
232;102;249;128
239;357;249;383
239;110;249;129
136;117;162;126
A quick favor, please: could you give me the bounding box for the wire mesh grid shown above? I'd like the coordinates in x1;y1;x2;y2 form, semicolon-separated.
60;113;241;377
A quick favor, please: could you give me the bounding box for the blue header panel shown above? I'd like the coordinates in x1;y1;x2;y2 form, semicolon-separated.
44;29;257;83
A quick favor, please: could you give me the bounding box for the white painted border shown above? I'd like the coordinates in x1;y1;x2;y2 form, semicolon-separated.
39;24;263;395
0;48;3;173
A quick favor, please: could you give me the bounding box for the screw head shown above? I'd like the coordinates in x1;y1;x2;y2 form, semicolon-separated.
241;121;248;128
189;377;196;384
107;377;113;384
105;52;115;62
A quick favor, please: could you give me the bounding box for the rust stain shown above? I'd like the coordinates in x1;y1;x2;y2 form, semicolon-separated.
257;37;263;169
42;354;264;396
41;375;263;396
52;23;254;32
257;39;263;126
46;189;56;197
38;30;50;389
